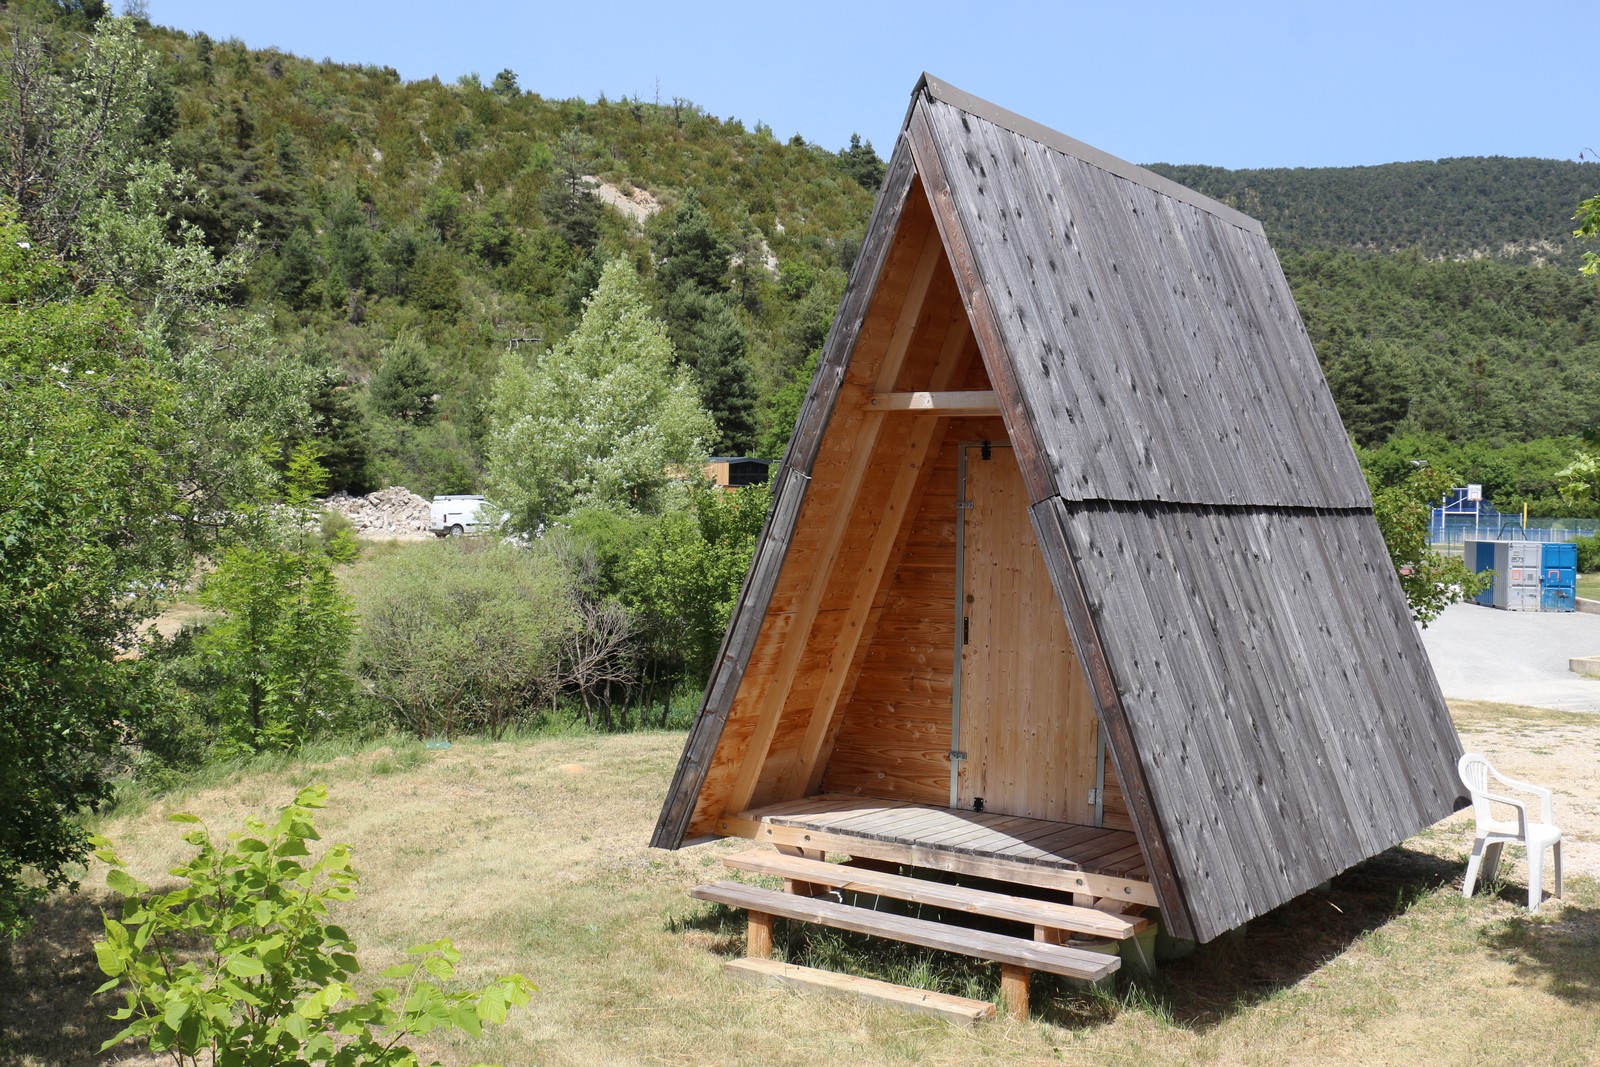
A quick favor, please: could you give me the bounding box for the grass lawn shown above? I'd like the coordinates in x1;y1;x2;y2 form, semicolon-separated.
1578;573;1600;601
4;704;1598;1066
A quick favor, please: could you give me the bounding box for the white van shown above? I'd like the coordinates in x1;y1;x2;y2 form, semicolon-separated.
429;495;493;537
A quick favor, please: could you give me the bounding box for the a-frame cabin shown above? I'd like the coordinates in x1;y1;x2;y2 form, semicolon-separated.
655;74;1464;956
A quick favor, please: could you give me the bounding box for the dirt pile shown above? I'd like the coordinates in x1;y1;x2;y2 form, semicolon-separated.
320;487;432;536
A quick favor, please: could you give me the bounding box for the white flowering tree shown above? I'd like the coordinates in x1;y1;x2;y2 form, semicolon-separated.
487;258;715;531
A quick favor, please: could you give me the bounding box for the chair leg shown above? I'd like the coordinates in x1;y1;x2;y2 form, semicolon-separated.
1554;841;1563;900
1528;845;1544;912
1463;838;1486;899
1481;841;1504;886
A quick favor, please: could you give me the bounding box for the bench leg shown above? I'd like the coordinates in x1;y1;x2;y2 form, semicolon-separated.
747;910;774;958
1000;964;1030;1019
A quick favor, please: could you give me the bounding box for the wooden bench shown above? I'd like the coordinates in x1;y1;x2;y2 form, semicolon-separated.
690;879;1120;1018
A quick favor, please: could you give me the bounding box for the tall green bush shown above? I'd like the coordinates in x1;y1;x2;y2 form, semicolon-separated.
624;479;769;685
1574;534;1600;574
189;447;359;756
351;541;574;737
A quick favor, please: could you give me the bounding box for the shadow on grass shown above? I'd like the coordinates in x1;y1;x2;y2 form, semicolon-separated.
0;892;124;1067
1088;844;1467;1032
663;901;747;959
1480;902;1600;1006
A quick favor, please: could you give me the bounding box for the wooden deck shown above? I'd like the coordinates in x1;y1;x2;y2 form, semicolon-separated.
721;794;1157;907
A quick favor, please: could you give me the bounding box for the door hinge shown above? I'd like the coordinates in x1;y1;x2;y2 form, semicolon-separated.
962;616;969;645
1088;787;1102;807
955;500;973;510
948;750;967;761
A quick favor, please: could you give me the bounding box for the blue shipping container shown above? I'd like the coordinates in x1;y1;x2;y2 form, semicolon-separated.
1543;587;1576;612
1464;539;1497;607
1539;542;1577;612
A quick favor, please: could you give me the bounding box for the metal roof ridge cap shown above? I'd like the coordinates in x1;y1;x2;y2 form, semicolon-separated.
913;72;1266;239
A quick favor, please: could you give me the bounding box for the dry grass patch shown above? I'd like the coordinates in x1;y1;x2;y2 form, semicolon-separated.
3;706;1598;1066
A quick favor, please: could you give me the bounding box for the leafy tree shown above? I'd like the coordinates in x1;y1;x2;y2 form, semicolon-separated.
537;178;602;252
0;14;149;253
1366;462;1487;625
624;479;770;684
758;347;819;459
0;214;185;938
1556;450;1600;508
304;365;374;494
486;258;715;529
1578;191;1600;276
275;227;322;307
189;447;358;756
93;785;533;1066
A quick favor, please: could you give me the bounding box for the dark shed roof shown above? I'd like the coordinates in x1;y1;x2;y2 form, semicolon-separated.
916;74;1364;509
652;74;1463;946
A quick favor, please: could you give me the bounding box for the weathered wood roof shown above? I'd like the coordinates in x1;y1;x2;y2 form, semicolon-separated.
915;74;1365;509
652;75;1463;945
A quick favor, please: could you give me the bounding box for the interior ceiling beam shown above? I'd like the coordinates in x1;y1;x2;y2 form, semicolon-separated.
864;390;999;414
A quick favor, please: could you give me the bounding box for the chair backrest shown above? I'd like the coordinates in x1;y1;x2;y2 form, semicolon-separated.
1458;752;1497;829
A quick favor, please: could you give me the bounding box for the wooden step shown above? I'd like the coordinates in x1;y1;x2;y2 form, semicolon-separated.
723;849;1147;941
724;958;996;1025
690;880;1120;983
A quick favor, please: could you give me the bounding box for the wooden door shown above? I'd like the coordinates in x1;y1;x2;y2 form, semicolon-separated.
955;444;1099;824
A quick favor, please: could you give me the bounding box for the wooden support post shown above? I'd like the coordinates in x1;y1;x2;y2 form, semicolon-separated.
746;911;774;959
999;964;1030;1020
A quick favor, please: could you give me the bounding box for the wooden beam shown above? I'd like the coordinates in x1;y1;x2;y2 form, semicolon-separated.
746;911;774;958
721;214;948;818
906;103;1056;505
864;390;1000;414
999;964;1030;1020
691;881;1120;982
722;849;1147;940
732;820;1160;906
723;959;996;1025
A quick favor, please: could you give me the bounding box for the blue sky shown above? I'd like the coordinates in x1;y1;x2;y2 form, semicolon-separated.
145;1;1594;170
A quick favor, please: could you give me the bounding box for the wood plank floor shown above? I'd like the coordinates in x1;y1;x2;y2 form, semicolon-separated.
743;794;1150;880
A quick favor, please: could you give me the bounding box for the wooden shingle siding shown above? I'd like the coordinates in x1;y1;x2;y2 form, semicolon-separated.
1054;501;1462;941
919;99;1366;510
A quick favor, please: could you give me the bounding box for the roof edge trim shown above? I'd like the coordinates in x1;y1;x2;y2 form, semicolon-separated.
913;72;1266;239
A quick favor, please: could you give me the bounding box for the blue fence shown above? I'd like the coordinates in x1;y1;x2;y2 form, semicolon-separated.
1430;487;1600;548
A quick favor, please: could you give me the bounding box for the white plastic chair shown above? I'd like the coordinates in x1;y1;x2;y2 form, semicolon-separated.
1458;752;1563;911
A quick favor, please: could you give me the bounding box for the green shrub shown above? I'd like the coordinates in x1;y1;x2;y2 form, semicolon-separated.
1575;534;1600;573
350;541;574;737
93;784;531;1066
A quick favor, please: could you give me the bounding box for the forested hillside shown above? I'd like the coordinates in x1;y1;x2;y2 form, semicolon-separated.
1148;157;1594;265
9;7;1600;498
122;18;879;494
